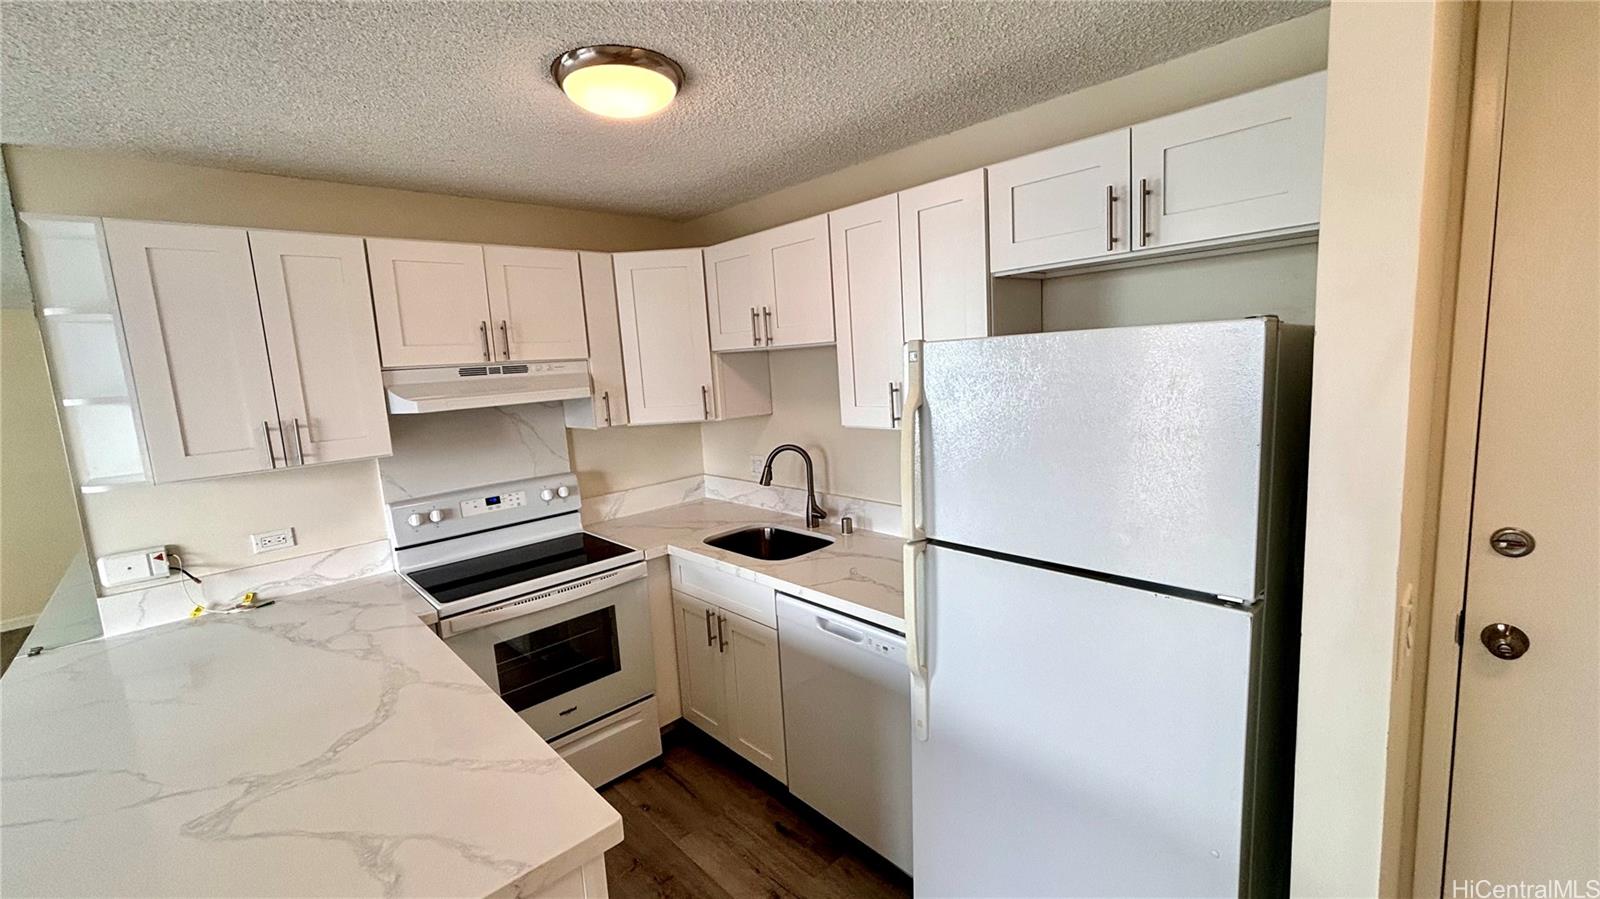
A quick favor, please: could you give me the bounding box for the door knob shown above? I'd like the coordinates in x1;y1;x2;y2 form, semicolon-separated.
1480;623;1531;660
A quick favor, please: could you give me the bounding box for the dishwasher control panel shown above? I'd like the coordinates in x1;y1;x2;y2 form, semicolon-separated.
863;635;900;657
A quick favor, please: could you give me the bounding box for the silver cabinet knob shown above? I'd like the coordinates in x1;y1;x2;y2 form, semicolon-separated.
556;485;571;498
1480;623;1531;660
427;509;445;524
406;512;425;528
1489;527;1535;557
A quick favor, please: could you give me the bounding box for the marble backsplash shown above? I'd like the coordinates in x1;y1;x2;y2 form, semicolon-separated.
379;403;570;502
582;474;902;536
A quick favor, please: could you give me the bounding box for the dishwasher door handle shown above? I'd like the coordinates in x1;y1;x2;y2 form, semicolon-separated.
816;616;865;643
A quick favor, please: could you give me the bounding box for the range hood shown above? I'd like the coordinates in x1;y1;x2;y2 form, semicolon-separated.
383;361;591;414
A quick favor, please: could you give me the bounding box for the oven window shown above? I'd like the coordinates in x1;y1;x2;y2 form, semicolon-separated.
494;606;621;712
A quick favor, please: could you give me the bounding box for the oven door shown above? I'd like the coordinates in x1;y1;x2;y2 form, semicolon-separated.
441;561;653;740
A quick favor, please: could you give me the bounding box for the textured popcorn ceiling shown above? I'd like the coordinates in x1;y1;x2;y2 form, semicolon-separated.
0;1;1322;220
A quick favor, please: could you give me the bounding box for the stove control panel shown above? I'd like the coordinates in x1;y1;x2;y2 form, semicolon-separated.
460;489;528;519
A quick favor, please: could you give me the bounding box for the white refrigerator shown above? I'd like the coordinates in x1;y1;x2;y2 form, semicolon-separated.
901;318;1311;898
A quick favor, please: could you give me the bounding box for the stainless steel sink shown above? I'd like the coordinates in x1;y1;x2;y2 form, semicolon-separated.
704;526;833;561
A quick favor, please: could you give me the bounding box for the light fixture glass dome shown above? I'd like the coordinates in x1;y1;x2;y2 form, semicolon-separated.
552;45;684;120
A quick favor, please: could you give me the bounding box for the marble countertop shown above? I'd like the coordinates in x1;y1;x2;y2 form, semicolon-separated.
589;500;905;632
0;573;621;898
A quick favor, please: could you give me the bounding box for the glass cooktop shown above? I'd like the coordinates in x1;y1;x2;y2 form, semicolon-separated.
409;532;635;606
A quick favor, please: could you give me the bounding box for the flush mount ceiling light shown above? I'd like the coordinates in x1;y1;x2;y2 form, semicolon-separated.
551;45;684;120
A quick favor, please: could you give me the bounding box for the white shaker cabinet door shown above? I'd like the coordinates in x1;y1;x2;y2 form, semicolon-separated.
249;230;391;466
720;612;787;783
366;238;492;367
613;249;716;425
703;234;763;351
987;129;1131;274
1132;71;1326;250
565;251;629;429
830;194;904;430
484;245;589;362
762;214;834;348
900;169;989;342
673;593;728;740
104;220;280;482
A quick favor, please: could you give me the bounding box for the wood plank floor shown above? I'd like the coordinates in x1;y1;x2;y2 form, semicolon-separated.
599;727;912;899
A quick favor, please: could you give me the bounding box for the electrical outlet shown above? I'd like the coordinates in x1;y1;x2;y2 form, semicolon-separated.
250;528;296;554
750;454;766;477
97;546;168;588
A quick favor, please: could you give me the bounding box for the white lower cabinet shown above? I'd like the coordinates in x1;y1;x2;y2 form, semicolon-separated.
670;557;786;782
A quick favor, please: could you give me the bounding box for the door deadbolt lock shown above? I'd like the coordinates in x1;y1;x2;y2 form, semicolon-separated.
1480;622;1531;660
1489;527;1535;558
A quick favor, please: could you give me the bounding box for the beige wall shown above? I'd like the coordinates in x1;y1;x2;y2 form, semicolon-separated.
1290;2;1472;896
701;347;899;503
1;146;688;585
680;8;1330;244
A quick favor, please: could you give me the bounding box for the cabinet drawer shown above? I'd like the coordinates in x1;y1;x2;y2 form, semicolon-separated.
670;554;777;628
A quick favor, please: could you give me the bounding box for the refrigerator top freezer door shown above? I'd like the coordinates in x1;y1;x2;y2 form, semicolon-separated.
919;318;1277;600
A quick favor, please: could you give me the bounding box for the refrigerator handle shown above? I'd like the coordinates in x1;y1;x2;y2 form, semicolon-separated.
901;340;930;741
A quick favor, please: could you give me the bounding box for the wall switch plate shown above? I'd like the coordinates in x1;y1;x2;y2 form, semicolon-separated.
97;546;169;588
750;454;766;477
250;528;296;554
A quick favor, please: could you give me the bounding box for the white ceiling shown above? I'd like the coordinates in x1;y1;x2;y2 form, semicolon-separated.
0;1;1322;220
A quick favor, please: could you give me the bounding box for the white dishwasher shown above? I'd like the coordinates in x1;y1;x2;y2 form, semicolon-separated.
776;593;912;873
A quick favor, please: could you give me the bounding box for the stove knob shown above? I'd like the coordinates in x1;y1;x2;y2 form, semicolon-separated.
428;509;445;524
556;485;571;499
540;488;555;502
406;512;425;528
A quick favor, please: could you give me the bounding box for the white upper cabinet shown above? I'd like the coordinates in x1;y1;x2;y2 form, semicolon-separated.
366;238;492;367
565;251;629;429
614;249;718;425
704;214;834;351
987;130;1131;274
484;245;589;362
830;195;905;430
249;230;391;466
900;169;990;342
760;214;834;348
704;234;763;351
1132;72;1327;250
104;220;281;482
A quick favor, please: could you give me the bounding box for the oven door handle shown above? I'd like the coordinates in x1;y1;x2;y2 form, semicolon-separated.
438;562;648;638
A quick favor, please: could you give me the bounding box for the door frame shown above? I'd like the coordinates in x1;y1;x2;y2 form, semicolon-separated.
1412;4;1514;895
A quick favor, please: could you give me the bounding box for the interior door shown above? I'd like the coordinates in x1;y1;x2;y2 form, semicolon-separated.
366;238;492;367
986;129;1130;274
762;214;834;348
672;593;727;739
703;234;762;351
249;230;391;466
913;543;1255;897
103;220;279;481
1132;72;1325;251
900;169;989;342
484;245;589;362
1445;2;1599;884
719;612;787;782
829;194;904;430
613;249;715;425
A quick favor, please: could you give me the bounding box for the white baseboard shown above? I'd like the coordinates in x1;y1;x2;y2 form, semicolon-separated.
2;612;41;633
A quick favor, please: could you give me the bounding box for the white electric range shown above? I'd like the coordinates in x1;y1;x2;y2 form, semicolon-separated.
387;473;660;786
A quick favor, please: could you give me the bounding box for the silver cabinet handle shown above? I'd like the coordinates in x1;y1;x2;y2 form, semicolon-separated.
292;417;306;466
1105;184;1118;252
262;420;278;469
601;390;612;426
701;384;711;420
716;613;728;652
763;306;773;345
479;321;491;361
704;608;715;647
889;381;901;426
499;320;511;359
751;307;759;346
1139;177;1152;248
